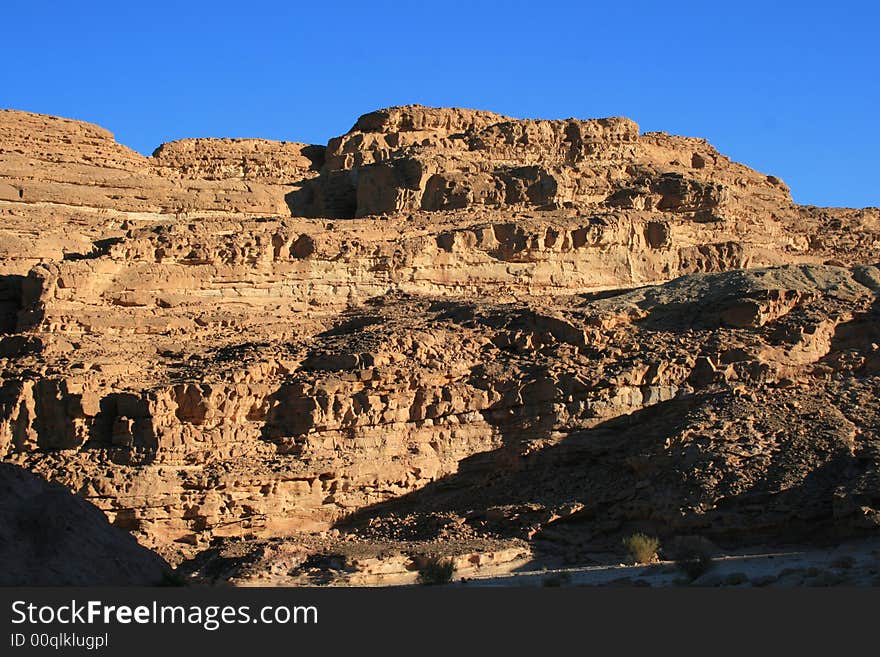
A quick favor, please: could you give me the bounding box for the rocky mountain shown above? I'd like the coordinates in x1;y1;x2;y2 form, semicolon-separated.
0;105;878;584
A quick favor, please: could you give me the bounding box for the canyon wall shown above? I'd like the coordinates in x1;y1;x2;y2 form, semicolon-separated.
0;105;878;563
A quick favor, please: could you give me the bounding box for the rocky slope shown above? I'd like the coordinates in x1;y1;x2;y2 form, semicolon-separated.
0;105;878;583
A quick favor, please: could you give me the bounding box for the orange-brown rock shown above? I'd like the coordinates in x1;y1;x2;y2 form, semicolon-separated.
0;105;878;580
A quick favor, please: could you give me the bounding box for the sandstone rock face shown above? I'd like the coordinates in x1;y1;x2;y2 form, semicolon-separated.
292;105;791;225
0;105;878;579
151;138;323;183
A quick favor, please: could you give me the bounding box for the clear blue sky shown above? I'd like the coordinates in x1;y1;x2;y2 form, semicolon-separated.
2;1;877;207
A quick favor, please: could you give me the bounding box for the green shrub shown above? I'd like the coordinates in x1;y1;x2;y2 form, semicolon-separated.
622;533;660;564
417;557;455;585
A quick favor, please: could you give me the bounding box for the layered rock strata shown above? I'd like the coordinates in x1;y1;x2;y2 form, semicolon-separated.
0;105;878;571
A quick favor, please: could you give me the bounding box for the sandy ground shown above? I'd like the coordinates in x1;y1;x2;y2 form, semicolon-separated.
450;536;880;587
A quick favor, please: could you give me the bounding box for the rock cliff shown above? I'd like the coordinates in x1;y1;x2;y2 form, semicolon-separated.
0;105;878;581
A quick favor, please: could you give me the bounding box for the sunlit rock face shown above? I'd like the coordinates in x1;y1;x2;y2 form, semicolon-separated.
1;105;879;571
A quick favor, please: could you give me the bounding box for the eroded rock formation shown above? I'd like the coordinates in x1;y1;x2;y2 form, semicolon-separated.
0;105;878;581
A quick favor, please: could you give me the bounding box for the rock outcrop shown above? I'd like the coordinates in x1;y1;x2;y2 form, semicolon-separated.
0;105;878;581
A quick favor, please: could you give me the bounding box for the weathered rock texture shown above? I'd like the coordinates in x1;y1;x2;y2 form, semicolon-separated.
0;105;878;579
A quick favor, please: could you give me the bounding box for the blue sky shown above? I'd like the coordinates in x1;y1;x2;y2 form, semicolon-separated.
2;1;877;207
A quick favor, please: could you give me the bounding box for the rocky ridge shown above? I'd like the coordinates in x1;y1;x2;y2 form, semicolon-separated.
0;105;878;584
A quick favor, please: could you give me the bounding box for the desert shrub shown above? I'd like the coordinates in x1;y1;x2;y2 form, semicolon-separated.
675;545;712;579
417;557;455;585
622;533;660;564
670;537;714;580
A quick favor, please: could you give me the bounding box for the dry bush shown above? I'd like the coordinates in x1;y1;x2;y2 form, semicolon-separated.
623;533;660;564
668;536;715;580
417;557;455;585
